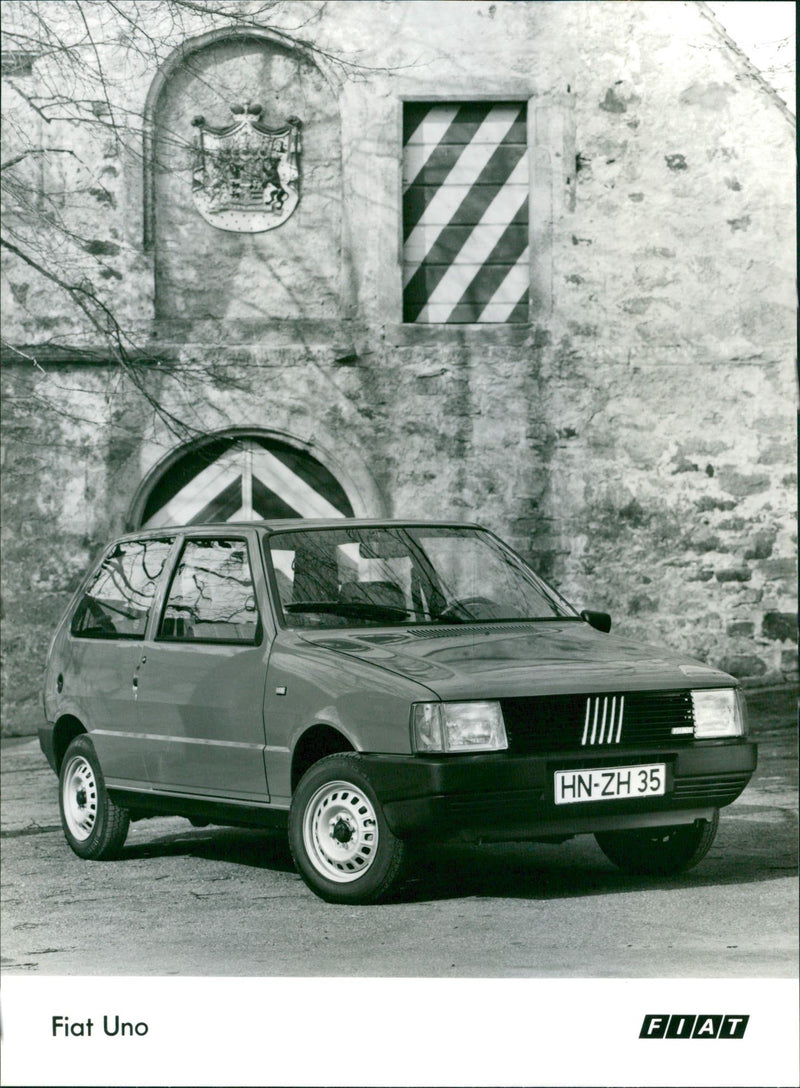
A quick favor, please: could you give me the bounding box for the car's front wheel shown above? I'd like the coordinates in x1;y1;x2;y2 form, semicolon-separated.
289;753;408;904
595;811;719;876
59;734;130;860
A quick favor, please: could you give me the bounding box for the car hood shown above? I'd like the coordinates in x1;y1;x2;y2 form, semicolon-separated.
295;621;734;700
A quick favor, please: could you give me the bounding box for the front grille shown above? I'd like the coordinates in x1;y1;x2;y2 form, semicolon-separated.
444;789;546;816
673;772;751;804
501;690;695;754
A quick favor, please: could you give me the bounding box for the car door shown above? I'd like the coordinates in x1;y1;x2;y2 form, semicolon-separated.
136;532;273;801
62;536;175;786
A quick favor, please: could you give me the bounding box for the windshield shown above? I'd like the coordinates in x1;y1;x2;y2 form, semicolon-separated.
265;525;579;629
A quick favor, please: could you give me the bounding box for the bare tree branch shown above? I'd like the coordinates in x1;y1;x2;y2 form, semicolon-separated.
1;0;409;451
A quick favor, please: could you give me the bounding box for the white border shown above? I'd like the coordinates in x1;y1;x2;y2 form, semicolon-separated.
2;976;798;1087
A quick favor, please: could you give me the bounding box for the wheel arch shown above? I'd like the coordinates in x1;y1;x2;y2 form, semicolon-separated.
290;723;355;792
53;715;88;772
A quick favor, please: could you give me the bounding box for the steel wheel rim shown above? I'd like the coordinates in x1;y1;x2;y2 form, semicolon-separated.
62;755;98;841
302;779;379;883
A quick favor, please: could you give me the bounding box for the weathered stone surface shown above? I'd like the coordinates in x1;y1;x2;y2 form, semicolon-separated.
759;559;797;581
695;497;737;512
716;469;772;497
627;593;658;615
757;440;793;466
762;612;797;642
678;82;737;110
718;655;768;679
716;568;752;583
744;530;776;560
688;569;715;582
0;0;796;732
686;531;723;553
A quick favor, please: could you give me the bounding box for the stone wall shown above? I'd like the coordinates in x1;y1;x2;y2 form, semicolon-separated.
1;1;796;734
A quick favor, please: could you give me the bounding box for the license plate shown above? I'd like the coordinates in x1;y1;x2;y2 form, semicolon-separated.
554;763;666;805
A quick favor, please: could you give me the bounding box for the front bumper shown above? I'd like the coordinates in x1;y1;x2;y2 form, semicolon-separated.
360;740;757;843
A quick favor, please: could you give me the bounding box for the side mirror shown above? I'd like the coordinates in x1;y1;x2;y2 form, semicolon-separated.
581;609;612;633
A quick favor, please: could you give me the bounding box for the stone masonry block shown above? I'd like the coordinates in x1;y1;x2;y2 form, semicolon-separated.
762;612;797;642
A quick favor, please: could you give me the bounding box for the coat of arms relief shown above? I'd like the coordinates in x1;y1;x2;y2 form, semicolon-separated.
191;103;302;232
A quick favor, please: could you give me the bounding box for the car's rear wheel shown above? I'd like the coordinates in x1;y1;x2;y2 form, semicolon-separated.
595;811;719;876
289;753;408;904
59;734;130;859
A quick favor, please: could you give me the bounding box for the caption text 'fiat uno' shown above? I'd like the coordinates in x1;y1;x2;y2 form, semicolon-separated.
41;520;756;903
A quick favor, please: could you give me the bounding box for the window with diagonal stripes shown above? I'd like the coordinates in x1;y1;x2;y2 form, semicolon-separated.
403;101;529;324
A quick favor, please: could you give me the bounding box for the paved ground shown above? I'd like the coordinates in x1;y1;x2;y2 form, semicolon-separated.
1;687;796;977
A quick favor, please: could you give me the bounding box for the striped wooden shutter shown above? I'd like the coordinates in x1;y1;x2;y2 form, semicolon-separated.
141;437;353;528
403;101;529;324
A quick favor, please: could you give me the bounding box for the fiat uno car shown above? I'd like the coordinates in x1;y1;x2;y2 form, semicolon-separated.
41;520;756;903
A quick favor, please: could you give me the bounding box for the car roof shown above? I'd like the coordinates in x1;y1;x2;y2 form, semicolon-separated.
115;518;483;541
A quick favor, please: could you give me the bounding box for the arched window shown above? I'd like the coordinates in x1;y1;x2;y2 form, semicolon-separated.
140;434;354;528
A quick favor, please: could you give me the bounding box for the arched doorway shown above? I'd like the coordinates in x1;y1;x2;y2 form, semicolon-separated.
138;433;355;529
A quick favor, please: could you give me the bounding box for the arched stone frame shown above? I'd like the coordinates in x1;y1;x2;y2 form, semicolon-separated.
141;26;341;252
126;426;388;531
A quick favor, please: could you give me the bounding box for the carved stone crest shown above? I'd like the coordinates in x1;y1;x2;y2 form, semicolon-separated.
191;104;302;232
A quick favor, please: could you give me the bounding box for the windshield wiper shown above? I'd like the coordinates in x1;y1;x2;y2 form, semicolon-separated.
285;601;412;621
430;614;580;625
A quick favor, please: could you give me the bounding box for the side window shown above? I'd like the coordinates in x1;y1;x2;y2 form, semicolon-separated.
71;539;174;640
157;538;261;644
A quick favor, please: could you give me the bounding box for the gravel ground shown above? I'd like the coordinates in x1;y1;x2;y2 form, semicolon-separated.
2;685;796;978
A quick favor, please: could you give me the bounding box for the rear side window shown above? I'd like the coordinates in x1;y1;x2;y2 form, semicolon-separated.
157;538;261;644
71;539;174;639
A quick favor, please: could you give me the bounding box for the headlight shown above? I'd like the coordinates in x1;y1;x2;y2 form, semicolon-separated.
692;688;746;738
411;701;508;753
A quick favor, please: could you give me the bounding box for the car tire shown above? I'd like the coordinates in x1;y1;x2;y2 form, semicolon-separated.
59;734;130;860
595;811;719;876
289;753;408;904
